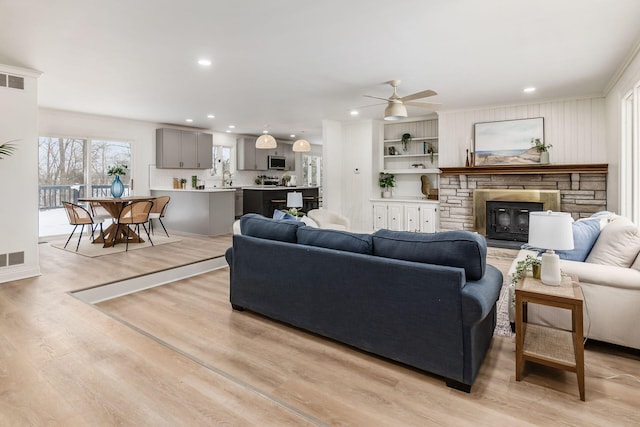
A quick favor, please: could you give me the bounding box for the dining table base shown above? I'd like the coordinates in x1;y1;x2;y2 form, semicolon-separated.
95;222;145;248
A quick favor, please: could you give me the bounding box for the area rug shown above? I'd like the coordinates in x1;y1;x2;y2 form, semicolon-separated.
494;283;514;337
51;234;182;257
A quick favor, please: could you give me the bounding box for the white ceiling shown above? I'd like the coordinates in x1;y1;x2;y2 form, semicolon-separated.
2;0;640;144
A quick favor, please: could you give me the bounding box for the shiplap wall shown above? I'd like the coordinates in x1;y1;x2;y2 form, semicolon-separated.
438;97;607;167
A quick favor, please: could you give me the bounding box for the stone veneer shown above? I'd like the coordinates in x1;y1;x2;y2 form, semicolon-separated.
438;173;607;232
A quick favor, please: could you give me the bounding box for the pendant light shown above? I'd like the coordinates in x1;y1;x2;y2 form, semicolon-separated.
292;138;311;152
255;134;276;149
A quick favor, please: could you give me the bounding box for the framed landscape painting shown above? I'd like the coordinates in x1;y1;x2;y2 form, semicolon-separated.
474;117;544;166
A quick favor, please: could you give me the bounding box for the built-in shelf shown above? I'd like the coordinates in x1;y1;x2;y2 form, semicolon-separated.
440;163;608;176
383;153;439;159
384;136;438;143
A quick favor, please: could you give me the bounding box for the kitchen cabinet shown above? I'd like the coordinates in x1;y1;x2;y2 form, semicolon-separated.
372;200;439;233
156;128;213;169
243;187;319;216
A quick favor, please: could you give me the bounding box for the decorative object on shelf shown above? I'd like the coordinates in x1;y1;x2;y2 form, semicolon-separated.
465;149;470;167
255;134;277;149
0;139;19;159
470;152;475;167
474;117;545;166
388;146;396;155
379;172;395;198
411;163;425;168
427;143;435;163
107;163;128;198
531;138;553;164
420;175;431;198
401;133;412;152
528;211;574;286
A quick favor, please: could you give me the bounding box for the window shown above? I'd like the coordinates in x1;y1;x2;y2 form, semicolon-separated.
302;154;322;187
621;85;640;225
211;145;232;185
38;136;132;236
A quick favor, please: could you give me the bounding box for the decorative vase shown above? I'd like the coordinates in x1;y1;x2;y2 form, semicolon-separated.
532;264;541;279
111;175;125;198
540;151;550;164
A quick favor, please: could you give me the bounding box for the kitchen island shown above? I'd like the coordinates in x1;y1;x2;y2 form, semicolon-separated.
243;186;320;216
150;188;235;236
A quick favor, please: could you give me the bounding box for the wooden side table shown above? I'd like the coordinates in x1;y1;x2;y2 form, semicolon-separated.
515;275;585;401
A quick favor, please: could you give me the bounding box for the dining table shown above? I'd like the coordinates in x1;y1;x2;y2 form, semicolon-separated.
78;196;156;248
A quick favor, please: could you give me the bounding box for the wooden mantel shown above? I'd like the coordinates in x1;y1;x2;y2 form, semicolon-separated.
439;163;608;176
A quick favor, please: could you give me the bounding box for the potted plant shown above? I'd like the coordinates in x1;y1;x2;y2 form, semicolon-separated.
379;172;395;198
531;138;553;164
107;163;128;198
508;255;542;331
0;139;19;159
401;133;412;152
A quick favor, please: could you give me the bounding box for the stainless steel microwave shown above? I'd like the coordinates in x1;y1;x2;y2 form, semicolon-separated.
268;155;286;170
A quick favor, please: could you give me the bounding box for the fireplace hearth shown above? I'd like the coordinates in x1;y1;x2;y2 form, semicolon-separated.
486;201;543;242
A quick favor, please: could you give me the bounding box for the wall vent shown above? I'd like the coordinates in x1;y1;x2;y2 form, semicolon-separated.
8;252;24;266
0;73;25;90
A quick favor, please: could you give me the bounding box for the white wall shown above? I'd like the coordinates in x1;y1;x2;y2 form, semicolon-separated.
605;44;640;215
0;64;41;283
323;119;376;232
438;97;607;167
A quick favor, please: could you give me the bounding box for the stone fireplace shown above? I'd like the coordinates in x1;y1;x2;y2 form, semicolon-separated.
438;164;608;242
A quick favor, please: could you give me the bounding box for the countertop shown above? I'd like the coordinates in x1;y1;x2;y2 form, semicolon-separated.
150;187;237;193
242;186;319;191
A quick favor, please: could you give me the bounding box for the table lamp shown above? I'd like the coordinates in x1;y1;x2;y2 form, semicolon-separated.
286;191;303;215
527;211;574;286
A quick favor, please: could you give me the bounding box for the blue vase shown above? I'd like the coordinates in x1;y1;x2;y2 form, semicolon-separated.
111;175;124;198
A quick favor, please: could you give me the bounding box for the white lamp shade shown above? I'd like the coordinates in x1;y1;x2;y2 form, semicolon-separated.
292;139;311;152
384;102;408;121
528;211;574;250
256;134;277;149
287;191;303;208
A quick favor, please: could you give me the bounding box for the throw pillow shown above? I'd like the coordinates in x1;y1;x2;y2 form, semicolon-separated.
240;213;303;243
272;209;297;221
297;226;373;254
585;216;640;267
372;229;486;281
554;218;601;261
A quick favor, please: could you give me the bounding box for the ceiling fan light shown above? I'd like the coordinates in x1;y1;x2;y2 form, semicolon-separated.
384;102;407;121
292;139;311;152
256;134;277;149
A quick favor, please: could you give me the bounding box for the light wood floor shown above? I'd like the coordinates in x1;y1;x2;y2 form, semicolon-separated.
1;237;639;425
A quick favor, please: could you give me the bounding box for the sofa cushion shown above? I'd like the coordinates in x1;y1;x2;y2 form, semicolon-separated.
553;218;601;262
585;217;640;267
297;226;373;254
372;230;486;281
239;213;303;243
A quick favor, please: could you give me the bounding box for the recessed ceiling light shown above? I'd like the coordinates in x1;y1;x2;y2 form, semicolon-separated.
350;110;359;116
262;130;269;134
185;118;193;123
523;87;536;93
228;125;235;129
226;130;232;133
290;134;296;138
198;59;212;66
207;114;215;119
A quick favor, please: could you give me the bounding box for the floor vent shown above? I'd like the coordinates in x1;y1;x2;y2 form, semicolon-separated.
0;73;25;90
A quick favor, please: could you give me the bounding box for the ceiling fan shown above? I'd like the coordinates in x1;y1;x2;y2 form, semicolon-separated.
364;80;439;121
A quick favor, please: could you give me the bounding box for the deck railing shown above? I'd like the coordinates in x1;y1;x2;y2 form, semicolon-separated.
39;185;130;209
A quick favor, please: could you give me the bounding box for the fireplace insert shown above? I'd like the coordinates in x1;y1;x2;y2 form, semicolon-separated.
486;201;543;242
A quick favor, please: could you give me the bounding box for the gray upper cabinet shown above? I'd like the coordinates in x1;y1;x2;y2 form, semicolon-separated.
236;137;294;171
237;137;257;170
156;128;213;169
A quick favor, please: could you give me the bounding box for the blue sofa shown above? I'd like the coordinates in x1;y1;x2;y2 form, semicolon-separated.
225;214;503;392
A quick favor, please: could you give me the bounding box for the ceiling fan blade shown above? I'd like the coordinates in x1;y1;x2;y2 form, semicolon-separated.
363;94;392;102
401;89;438;102
404;101;441;108
353;101;388;110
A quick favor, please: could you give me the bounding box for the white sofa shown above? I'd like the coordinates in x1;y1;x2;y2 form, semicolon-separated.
509;214;640;350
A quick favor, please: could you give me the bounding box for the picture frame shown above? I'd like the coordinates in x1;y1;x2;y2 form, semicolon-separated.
473;117;544;166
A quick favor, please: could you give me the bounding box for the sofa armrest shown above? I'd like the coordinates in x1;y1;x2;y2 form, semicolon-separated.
461;265;503;326
560;260;640;290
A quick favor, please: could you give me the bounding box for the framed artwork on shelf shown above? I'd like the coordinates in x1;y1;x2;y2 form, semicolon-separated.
474;117;544;166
